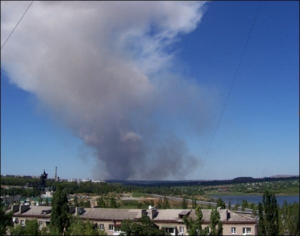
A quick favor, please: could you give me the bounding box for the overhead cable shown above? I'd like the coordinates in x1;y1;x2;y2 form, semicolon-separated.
197;1;262;179
1;1;34;50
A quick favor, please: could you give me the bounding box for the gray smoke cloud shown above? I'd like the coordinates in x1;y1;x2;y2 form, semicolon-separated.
1;1;217;180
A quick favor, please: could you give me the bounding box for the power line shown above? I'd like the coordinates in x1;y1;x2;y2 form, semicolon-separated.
1;1;34;50
197;1;262;179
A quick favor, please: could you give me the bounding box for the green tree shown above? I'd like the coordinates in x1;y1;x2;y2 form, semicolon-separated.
97;196;106;208
181;197;188;209
241;200;248;211
67;216;101;235
216;198;226;209
263;190;279;236
287;202;300;235
50;185;70;234
258;190;279;236
228;201;231;210
120;215;166;236
258;202;266;235
192;198;197;209
248;202;255;210
184;206;208;236
10;220;40;236
0;203;13;235
156;198;163;209
24;220;40;236
110;197;118;208
40;227;49;235
279;201;299;235
74;196;79;207
233;204;239;211
9;225;25;235
208;208;223;236
40;225;60;235
84;200;91;208
248;203;257;217
120;219;133;236
162;196;170;209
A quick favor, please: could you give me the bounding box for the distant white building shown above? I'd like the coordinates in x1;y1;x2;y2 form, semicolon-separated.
41;191;53;198
67;179;76;182
81;179;90;183
92;180;105;183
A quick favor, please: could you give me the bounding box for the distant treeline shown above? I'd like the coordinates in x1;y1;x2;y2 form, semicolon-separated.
1;175;298;198
2;175;298;188
106;176;299;187
1;176;56;187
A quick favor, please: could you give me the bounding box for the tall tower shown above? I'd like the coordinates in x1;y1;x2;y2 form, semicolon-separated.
55;166;57;181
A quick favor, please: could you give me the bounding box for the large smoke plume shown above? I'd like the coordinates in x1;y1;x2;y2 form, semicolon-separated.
2;1;217;180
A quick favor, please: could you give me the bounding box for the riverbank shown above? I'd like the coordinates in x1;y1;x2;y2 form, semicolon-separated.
208;194;299;206
206;192;299;196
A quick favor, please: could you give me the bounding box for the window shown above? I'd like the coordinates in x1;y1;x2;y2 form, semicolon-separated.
179;226;184;233
20;220;25;226
231;227;236;234
243;227;251;235
163;228;175;234
99;224;104;230
109;224;114;231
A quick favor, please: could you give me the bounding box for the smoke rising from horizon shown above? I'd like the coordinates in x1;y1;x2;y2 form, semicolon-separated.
2;1;217;180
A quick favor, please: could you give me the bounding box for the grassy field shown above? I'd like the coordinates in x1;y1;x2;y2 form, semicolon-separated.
119;204;139;209
206;191;263;196
131;192;151;198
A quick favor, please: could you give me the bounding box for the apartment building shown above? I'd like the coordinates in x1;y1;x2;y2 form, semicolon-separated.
9;205;257;235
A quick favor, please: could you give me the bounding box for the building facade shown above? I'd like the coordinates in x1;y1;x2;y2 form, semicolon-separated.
9;205;257;235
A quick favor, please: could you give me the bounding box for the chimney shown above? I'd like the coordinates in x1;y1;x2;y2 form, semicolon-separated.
76;207;85;215
19;205;30;214
141;209;147;216
226;210;230;221
11;205;20;213
149;208;157;219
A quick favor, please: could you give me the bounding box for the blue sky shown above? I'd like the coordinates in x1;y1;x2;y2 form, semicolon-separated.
1;1;299;180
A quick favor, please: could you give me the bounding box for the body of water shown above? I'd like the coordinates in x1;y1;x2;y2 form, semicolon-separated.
211;194;299;206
